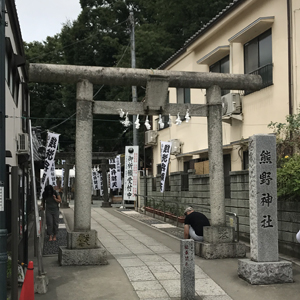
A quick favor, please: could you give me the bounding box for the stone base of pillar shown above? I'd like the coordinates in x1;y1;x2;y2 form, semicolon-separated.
101;201;112;207
34;275;48;294
60;202;69;208
238;259;293;284
195;241;246;259
58;246;108;266
59;229;108;266
195;225;246;259
67;230;98;249
204;226;235;243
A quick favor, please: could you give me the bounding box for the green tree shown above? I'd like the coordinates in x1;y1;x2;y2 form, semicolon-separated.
25;36;79;150
268;110;300;201
26;0;233;154
277;155;300;201
268;112;300;163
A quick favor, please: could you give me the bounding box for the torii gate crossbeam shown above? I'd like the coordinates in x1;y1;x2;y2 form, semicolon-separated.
29;63;261;90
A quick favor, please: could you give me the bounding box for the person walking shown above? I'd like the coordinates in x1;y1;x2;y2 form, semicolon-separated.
42;185;61;241
184;206;210;241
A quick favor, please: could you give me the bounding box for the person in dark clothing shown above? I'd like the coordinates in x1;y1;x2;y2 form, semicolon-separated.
42;185;61;241
184;206;210;241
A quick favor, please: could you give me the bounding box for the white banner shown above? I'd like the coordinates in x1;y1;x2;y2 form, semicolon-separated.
49;162;57;186
99;172;103;196
123;146;139;201
92;169;100;190
109;155;122;190
160;141;171;193
40;132;60;197
61;160;65;187
68;170;71;187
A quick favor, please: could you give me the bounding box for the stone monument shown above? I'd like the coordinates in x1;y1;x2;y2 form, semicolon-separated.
238;134;293;284
180;239;195;300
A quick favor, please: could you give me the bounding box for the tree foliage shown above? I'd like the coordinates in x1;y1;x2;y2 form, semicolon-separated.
26;0;233;154
268;112;300;163
277;155;300;201
268;110;300;201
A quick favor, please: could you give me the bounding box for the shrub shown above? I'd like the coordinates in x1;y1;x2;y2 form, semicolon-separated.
277;155;300;201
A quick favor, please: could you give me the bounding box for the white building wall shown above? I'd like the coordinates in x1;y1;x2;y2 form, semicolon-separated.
5;2;28;168
152;0;299;176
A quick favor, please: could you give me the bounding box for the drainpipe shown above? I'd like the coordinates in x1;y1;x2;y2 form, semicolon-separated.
0;1;7;300
287;0;293;115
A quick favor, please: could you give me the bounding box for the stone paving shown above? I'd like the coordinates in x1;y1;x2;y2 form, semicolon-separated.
43;212;67;255
90;206;233;300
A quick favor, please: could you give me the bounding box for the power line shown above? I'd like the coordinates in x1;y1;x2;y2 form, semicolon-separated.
41;112;76;134
93;40;131;99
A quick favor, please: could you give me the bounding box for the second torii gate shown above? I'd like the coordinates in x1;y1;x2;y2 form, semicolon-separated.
55;151;116;208
29;64;262;264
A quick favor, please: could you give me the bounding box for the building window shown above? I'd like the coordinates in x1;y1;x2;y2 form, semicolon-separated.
177;88;190;104
14;72;20;106
210;55;229;96
22;84;29;132
5;38;14;94
244;29;273;91
5;37;19;103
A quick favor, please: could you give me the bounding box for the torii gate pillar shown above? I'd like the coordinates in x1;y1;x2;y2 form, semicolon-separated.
59;79;107;266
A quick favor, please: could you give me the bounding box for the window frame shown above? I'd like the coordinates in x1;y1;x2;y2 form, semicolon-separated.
244;29;273;92
5;37;21;104
209;55;230;96
22;84;29;133
176;88;190;104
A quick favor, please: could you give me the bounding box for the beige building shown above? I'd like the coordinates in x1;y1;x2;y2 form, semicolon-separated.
147;0;300;195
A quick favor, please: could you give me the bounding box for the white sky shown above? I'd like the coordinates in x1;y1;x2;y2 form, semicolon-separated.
15;0;82;43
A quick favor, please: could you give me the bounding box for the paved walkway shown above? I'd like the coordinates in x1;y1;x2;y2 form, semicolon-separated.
91;207;229;299
25;202;300;300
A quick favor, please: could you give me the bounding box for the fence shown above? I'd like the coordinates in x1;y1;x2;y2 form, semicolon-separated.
136;194;239;242
139;169;300;258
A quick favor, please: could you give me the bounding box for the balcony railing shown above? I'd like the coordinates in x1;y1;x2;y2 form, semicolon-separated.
245;63;273;95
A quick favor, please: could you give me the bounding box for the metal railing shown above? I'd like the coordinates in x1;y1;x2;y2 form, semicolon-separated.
135;194;239;241
245;63;273;95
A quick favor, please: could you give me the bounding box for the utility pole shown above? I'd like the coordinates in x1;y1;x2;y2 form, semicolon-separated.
130;12;138;147
0;0;7;299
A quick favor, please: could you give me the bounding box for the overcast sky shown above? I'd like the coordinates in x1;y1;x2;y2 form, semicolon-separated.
15;0;82;43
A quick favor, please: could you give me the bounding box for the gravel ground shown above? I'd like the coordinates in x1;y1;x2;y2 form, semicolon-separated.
118;209;185;239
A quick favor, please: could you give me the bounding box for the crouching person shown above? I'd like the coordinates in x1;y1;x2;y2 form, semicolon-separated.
184;206;210;241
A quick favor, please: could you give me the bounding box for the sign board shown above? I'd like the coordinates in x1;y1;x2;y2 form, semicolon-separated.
123;146;139;201
109;155;122;190
160;141;171;192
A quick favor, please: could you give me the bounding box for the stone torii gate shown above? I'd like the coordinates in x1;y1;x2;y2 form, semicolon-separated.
55;151;116;208
29;63;262;264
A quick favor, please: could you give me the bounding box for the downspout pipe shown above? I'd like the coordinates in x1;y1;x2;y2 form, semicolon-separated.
287;0;293;115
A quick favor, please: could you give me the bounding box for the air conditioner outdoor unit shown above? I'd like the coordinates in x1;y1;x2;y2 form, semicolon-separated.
222;93;242;116
18;133;29;152
145;130;158;146
170;139;181;155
